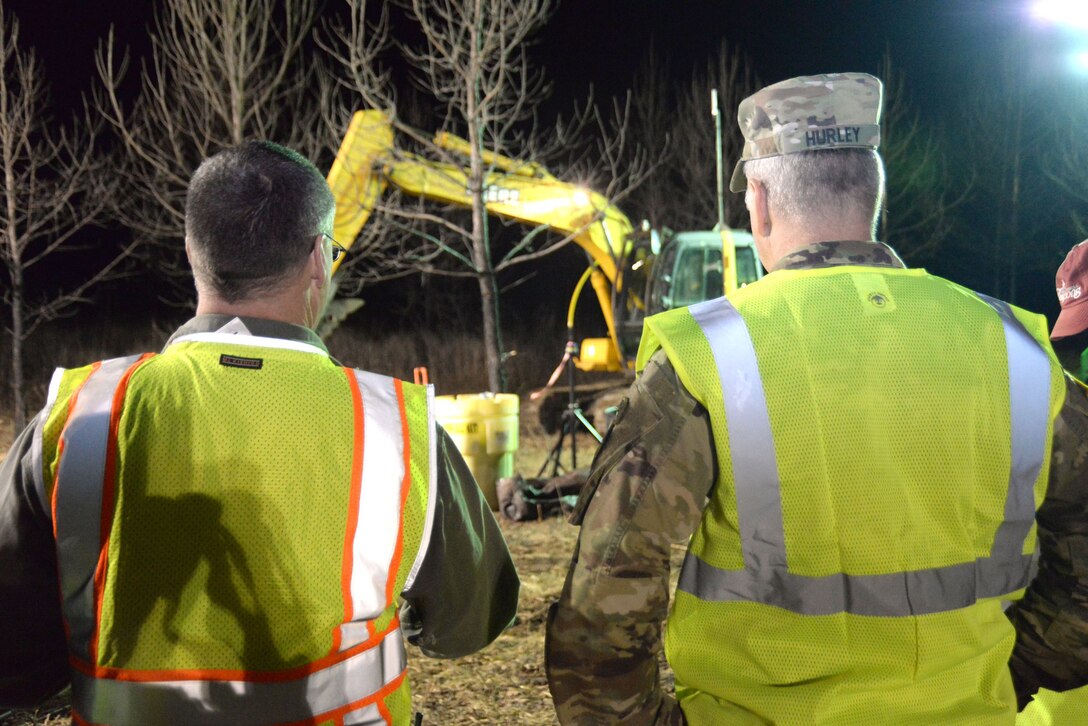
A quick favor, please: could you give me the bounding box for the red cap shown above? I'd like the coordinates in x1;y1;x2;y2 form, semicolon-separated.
1052;240;1088;340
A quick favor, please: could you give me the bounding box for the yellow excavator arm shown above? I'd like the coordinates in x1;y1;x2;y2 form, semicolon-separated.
325;110;636;368
325;111;394;266
327;110;633;282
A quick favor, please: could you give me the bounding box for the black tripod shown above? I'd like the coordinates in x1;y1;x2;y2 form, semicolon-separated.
537;336;602;478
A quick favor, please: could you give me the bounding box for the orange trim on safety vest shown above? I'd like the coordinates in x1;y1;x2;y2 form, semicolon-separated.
280;670;407;726
89;353;155;666
377;698;393;725
69;614;401;683
385;379;412;607
335;367;367;654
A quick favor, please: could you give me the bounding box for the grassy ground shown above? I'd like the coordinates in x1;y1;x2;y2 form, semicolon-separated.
409;516;576;725
402;429;602;726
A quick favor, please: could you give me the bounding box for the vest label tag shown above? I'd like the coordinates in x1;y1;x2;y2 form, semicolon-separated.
220;354;263;370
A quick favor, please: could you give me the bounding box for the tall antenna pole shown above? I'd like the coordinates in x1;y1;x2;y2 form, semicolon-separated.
711;89;725;231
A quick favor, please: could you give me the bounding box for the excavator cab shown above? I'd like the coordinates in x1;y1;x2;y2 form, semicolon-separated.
648;230;762;313
605;228;764;370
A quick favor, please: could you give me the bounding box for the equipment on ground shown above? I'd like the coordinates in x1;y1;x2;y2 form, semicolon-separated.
433;392;520;510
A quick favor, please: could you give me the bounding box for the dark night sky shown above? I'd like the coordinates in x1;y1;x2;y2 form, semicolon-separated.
12;0;1079;180
8;0;1077;166
5;0;1084;322
9;1;1072;125
539;1;1079;124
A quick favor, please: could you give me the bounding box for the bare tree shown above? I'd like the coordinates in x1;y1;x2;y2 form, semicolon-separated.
1042;84;1088;240
317;0;434;295
0;3;126;429
605;42;673;229
621;40;758;232
669;41;758;231
94;0;343;304
878;51;972;262
405;0;552;392
327;0;657;392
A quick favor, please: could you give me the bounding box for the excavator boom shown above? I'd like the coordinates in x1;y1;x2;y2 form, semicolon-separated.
323;109;760;374
327;111;633;284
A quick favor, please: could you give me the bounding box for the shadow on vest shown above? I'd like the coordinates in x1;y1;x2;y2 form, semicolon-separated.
96;451;324;716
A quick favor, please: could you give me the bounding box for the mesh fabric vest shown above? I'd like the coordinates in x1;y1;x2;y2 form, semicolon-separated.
637;266;1065;725
40;335;435;725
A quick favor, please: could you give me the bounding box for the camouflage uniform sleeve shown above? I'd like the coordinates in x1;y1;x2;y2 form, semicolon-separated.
1007;373;1088;707
545;349;715;725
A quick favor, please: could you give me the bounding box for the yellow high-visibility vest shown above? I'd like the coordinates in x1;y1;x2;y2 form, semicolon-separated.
35;332;436;725
638;266;1065;725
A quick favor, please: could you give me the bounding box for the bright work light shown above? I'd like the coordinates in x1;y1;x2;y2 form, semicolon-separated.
1032;1;1088;30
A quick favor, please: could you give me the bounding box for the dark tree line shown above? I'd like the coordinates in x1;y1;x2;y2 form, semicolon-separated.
2;0;1082;427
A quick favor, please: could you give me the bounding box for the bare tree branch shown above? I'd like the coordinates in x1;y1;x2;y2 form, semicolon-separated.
878;50;973;263
609;40;758;232
326;1;663;389
93;0;344;305
0;2;129;428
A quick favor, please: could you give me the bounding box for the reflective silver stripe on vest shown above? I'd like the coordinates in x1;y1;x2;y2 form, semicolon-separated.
28;368;66;517
343;702;384;726
339;370;409;651
72;626;407;726
679;295;1050;616
54;355;142;660
405;383;438;591
977;295;1052;579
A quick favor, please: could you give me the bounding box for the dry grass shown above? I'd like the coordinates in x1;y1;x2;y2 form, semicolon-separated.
0;692;72;726
0;306;622;420
0;316;176;423
0;415;12;465
410;516;576;725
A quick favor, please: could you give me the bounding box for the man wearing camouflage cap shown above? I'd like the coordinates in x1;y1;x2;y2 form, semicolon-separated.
546;73;1088;724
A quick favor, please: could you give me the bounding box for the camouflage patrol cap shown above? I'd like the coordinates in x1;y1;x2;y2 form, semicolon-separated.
1052;240;1088;340
729;72;883;192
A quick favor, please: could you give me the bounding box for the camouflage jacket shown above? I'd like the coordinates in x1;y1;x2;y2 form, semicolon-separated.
545;241;1088;723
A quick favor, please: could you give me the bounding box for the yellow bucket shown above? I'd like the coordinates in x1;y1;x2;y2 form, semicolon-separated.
434;393;519;510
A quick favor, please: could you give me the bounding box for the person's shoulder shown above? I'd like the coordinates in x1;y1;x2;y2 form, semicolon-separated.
1061;372;1088;415
627;350;702;431
39;353;155;429
639;349;683;392
46;361;103;409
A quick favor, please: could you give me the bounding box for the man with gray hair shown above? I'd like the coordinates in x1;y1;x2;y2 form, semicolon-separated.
547;73;1088;724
